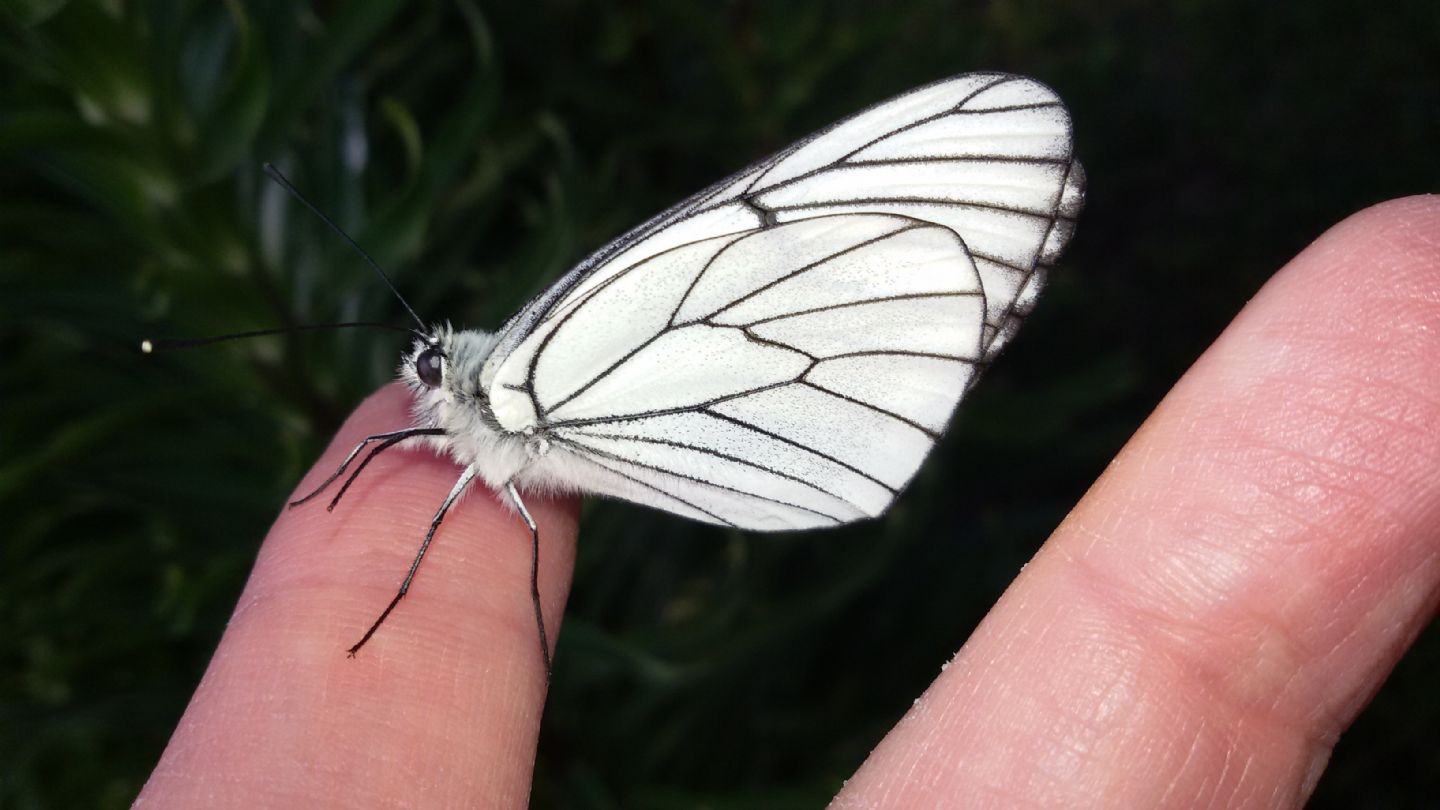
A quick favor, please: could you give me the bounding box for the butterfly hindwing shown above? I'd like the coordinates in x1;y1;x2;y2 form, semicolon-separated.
490;214;984;530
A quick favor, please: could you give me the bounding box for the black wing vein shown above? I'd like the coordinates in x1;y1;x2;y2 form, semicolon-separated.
554;436;845;524
561;430;866;518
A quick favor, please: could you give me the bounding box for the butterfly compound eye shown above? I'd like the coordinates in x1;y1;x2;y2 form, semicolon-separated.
416;347;444;387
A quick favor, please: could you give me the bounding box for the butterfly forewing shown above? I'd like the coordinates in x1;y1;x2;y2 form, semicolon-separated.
483;72;1082;530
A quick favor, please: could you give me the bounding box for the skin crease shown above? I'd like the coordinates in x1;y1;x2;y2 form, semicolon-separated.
138;196;1439;808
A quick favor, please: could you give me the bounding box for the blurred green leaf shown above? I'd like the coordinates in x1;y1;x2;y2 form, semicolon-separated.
257;0;406;144
190;0;271;180
1;0;72;28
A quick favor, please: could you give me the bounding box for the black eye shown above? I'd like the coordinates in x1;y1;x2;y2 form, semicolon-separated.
415;347;444;387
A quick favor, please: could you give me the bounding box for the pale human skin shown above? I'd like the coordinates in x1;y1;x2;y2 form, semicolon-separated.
138;197;1440;808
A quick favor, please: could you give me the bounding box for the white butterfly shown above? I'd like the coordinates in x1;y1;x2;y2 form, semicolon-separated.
291;72;1084;675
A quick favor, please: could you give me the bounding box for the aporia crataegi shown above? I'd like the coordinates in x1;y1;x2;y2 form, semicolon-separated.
286;72;1085;675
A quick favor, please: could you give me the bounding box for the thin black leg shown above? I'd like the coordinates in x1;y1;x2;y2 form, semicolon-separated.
347;463;478;656
290;427;446;508
325;432;421;512
506;482;552;680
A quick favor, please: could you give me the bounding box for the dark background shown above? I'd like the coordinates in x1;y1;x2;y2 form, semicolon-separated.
2;1;1436;807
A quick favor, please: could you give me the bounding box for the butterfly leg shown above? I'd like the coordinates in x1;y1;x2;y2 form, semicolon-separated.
290;427;446;508
347;463;478;656
505;481;552;680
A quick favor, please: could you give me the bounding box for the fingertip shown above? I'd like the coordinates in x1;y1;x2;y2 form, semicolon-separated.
1327;194;1440;248
142;383;580;807
1285;194;1440;315
835;199;1440;807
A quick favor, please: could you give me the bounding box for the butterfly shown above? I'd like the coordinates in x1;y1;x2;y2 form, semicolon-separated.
281;72;1084;677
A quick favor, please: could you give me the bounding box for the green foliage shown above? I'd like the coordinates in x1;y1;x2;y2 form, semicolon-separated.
2;1;1437;807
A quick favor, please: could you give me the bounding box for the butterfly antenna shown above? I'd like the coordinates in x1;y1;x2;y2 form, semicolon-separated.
262;163;428;333
140;322;425;353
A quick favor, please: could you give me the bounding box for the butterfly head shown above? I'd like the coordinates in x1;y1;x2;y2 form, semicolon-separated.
400;326;512;460
402;325;499;399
